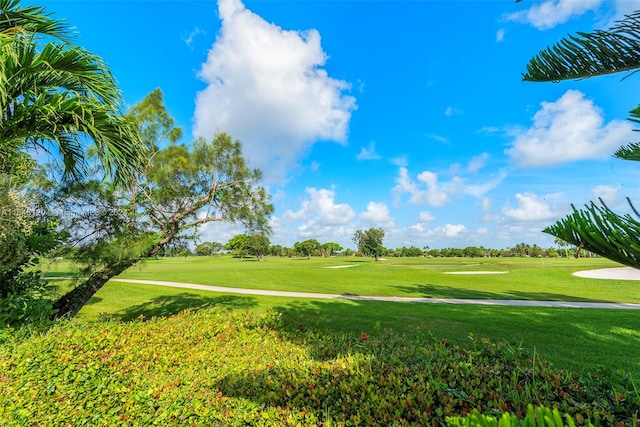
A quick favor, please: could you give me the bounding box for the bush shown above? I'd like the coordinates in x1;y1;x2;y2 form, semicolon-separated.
0;310;637;426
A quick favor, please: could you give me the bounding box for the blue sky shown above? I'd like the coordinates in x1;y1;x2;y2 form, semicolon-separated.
42;0;640;250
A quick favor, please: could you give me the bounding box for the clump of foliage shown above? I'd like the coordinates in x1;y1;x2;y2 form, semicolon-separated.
447;404;611;426
0;310;637;426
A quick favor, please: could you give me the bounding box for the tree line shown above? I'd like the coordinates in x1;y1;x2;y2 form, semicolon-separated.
191;230;585;260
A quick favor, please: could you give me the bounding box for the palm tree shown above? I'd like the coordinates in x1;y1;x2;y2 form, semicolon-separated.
523;11;640;269
0;0;144;181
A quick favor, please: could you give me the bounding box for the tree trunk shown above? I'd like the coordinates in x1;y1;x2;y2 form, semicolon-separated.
52;260;134;319
52;239;168;319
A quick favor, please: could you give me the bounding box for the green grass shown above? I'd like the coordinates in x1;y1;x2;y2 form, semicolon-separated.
45;255;637;302
41;255;640;378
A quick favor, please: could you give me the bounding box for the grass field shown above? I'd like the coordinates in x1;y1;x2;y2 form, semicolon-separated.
42;255;640;378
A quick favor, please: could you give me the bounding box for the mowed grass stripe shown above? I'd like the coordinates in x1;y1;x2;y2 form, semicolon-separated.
55;255;640;303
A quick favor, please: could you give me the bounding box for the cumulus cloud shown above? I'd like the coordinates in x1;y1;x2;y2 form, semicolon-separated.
360;201;394;225
592;184;621;204
439;224;467;237
193;0;356;182
506;0;602;30
408;222;467;239
283;187;355;225
496;28;506;42
418;211;436;223
392;167;464;207
502;192;566;221
506;90;633;168
357;141;382;161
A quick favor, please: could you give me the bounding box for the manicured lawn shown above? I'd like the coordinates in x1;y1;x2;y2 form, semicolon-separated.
42;255;640;378
46;255;637;302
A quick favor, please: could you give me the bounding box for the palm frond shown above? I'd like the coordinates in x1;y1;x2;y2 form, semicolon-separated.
543;198;640;268
523;11;640;82
4;41;121;108
0;0;70;41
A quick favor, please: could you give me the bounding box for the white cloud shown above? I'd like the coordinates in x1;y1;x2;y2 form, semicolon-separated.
463;170;508;198
390;156;408;167
408;222;467;239
357;141;382;161
502;192;565;221
183;26;206;49
193;0;356;183
592;184;621;204
439;224;467;237
506;0;602;30
283;187;355;225
479;197;500;222
466;152;489;173
425;133;449;144
360;201;394;225
496;28;506;42
418;211;435;223
506;90;633;168
445;106;463;116
392;167;463;207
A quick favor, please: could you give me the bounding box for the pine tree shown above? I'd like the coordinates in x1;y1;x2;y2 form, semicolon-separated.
524;11;640;268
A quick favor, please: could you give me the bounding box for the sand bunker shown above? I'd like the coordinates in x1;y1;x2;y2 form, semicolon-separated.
573;267;640;280
323;265;358;269
443;271;508;275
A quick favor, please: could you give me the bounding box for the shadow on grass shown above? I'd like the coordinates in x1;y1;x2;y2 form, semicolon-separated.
115;293;258;321
391;283;613;303
268;298;640;377
211;298;640;425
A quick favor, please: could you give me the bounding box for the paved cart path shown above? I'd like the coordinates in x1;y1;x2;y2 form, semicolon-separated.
110;266;640;310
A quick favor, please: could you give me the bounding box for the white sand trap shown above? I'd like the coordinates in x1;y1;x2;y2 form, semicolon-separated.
573;267;640;280
323;265;358;269
443;271;508;275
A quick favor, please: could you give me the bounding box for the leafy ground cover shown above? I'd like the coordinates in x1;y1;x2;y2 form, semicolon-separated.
1;310;638;426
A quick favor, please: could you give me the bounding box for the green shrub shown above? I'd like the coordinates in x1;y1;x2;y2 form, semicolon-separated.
0;309;637;426
446;404;602;426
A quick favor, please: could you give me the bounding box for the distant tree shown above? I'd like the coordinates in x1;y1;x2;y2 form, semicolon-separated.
530;244;543;258
293;239;321;259
397;246;423;257
546;247;559;258
428;248;441;257
523;9;640;268
269;244;284;257
195;241;223;256
463;246;483;258
322;242;343;257
245;234;270;261
227;234;249;258
352;228;385;261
